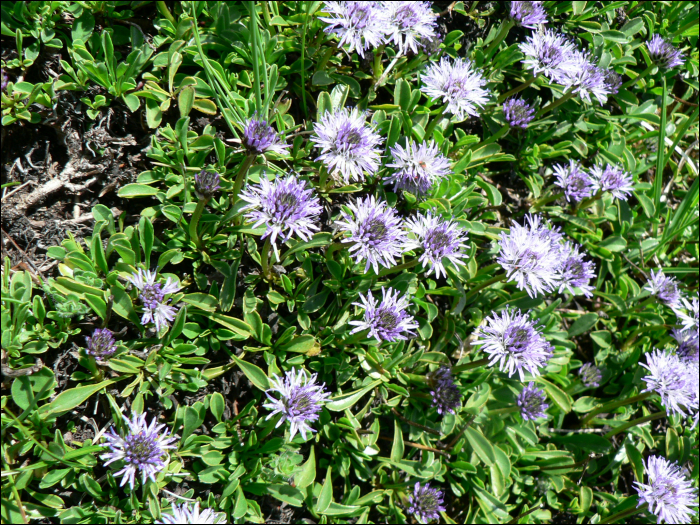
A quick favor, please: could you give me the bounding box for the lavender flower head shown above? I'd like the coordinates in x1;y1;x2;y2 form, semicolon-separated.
263;368;331;440
335;196;408;273
86;328;117;359
379;1;438;56
239;174;322;257
311;107;383;184
519;29;576;83
634;455;698;524
496;214;565;298
647;34;686;70
673;328;699;364
503;97;536;128
101;413;177;490
385;140;450;194
242;117;290;156
561;50;610;105
645;269;682;308
558;242;596;298
194;170;221;200
404;212;468;279
589;163;634;200
675;295;699;331
320;2;384;58
156;502;225;525
408;482;446;523
1;68;7;91
553;160;594;202
420;57;489;121
641;349;694;418
579;362;602;388
472;308;554;381
510;1;548;29
349;287;419;343
429;366;461;415
128;269;181;333
517;383;549;421
602;68;622;95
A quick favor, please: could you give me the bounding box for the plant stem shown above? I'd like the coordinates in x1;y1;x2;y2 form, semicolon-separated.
156;1;176;25
581;391;653;426
231;154;256;204
604;411;665;439
189;198;208;250
621;64;655;90
536;91;575;118
477;124;509;147
621;324;671;350
423;105;448;140
325;242;345;262
378;259;419;277
483;18;515;62
599;502;649;524
452;357;490;374
260;238;272;280
530;191;564;211
462;273;507;304
248;3;263;115
374;55;401;90
498;75;537;104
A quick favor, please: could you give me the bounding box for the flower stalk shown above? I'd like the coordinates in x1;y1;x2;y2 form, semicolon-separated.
580;391;653;426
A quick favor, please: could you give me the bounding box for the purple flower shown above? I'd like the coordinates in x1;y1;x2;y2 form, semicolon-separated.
429;366;461;415
1;68;7;91
589;163;634;201
558;242;596;298
156;502;225;524
471;308;554;381
242;117;290;156
86;328;117;359
673;328;699;364
128;269;181;333
519;29;576;83
194;170;221;200
263;368;331;440
602;69;622;95
634;455;698;524
404;212;468;279
378;1;438;56
510;1;548;29
335;196;408;273
561;51;610;105
517;383;549;421
101;413;177;490
385;140;450;194
647;34;686;70
420;57;489;120
349;287;419;343
553;160;594;202
408;482;446;523
503;97;536;128
311;107;383;184
239;174;322;257
496;214;565;298
674;295;699;332
641;349;694;418
645;269;682;308
320;2;384;58
579;363;602;388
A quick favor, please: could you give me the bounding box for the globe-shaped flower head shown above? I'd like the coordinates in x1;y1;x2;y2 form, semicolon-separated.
589;163;634;201
379;1;438;56
519;29;576;83
263;368;331;440
675;295;699;331
553;160;594;202
673;328;699;364
101;413;178;490
194;170;221;200
633;455;698;524
472;308;554;381
128;269;182;333
320;2;384;58
239;174;322;257
404;212;469;279
428;366;461;415
641;349;695;418
311;107;383;185
579;363;602;388
408;482;446;523
645;269;682;308
385;140;450;195
349;286;419;343
510;1;548;29
647;34;686;70
156;502;225;524
560;50;611;105
558;242;596;298
503;97;536;129
242;117;290;156
86;328;117;359
517;383;549;421
335;196;408;273
420;57;489;121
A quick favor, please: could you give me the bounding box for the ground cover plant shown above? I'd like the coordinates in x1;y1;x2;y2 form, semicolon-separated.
1;1;699;523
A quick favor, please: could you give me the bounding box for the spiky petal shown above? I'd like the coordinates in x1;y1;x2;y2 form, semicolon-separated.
349;287;419;343
420;57;489;120
634;455;698;524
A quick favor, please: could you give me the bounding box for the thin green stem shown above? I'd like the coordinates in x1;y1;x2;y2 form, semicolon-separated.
248;3;263;115
189;198;208;250
599;502;649;524
462;273;507;304
374;55;401;90
378;259;419;277
260;238;272;280
530;191;564;211
231;154;256;204
536;90;575;118
498;75;537;104
507;503;543;525
423;106;448;140
477;124;509;147
621;64;655;90
581;391;653;426
452;357;490;374
156;1;176;25
604;411;665;439
483;18;515;62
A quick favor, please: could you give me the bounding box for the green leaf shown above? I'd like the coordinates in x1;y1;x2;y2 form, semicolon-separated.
567;313;598;337
326;380;381;412
278;335;317;353
281;232;332;259
316;466;333;513
210;392;225;422
192;98;218;115
464;427;495;466
178;85;195;117
182;293;218;312
39;380;114;415
139;216;154;266
117;183;160;197
317;91;332;121
182;406;201;441
625;442;645;482
538;377;572;413
268;484;304;507
572;396;599;413
580;485;593;513
232;355;270;391
391;419;405;461
295;445;316;489
209;312;253;338
599;235;627;252
233;486;248;519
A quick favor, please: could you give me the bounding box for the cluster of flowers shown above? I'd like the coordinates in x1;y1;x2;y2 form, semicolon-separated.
553;160;635;203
